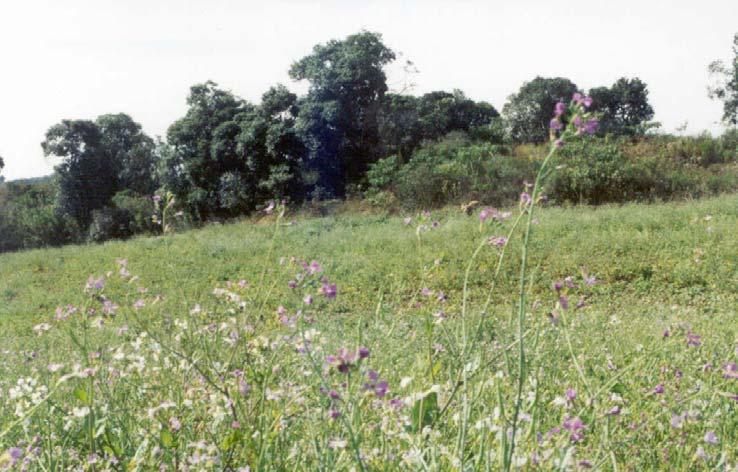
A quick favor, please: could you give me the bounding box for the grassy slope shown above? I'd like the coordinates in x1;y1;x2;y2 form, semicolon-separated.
0;195;737;468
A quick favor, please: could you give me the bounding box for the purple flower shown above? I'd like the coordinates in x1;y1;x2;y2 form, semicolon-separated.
653;384;664;394
555;139;565;149
704;430;718;444
583;118;599;135
723;362;738;379
308;260;323;275
554;101;566;117
487;236;508;248
686;331;702;347
238;380;250;396
319;282;337;299
520;192;531;205
583;96;593;108
85;276;106;292
565;388;577;403
670;412;686;429
8;447;23;460
327;389;341;400
549;118;563;131
421;287;433;297
303;294;313;305
288;280;297;289
559;296;569;310
607;405;621;416
358;347;370;359
562;416;585;442
479;207;493;222
330;409;341;419
572;92;583;104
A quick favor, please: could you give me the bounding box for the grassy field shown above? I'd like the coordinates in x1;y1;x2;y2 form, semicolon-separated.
0;195;737;470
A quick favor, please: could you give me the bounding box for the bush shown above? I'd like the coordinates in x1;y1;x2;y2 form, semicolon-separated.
111;191;156;234
87;206;134;243
390;134;536;209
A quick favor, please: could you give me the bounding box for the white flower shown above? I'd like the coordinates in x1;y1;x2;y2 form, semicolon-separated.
72;406;90;418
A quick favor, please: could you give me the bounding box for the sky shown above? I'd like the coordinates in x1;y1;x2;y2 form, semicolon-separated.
0;0;736;180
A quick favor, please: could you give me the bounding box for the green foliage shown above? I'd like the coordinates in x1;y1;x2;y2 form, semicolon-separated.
87;206;134;243
387;133;535;208
290;31;395;195
708;33;738;126
588;77;655;136
503;76;579;143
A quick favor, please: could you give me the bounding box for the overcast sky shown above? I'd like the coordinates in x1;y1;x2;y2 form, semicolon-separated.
0;0;736;180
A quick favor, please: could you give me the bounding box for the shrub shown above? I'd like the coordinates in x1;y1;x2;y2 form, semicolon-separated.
87;206;134;242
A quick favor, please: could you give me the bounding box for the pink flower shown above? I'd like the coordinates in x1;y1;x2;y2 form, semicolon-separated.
319;282;337;299
723;362;738;379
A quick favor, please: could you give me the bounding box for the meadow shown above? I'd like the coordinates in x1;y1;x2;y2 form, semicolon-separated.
0;190;736;470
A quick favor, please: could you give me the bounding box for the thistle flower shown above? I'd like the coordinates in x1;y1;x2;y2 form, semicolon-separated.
319;282;337;299
704;431;718;444
554;101;566;117
723;362;738;379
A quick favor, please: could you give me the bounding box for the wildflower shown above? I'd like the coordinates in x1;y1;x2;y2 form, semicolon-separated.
583;118;599;135
421;287;433;297
487;236;508;247
565;388;577;404
101;299;119;315
686;331;702;347
328;438;347;449
583;96;593;108
327;389;341;400
572;92;583;104
704;431;718;444
696;447;708;460
562;417;585;442
607;405;621;416
559;296;569;310
303;294;313;305
169;417;182;432
238;380;250;396
723;362;738;379
308;260;323;275
403;217;412;225
432;220;440;228
436;291;447;302
479;207;493;222
554;101;566;117
549;118;563;131
520;192;531;205
555;138;565;148
319;282;337;299
329;409;341;419
653;384;665;394
133;299;145;310
358;347;370;359
85;276;106;292
288;280;297;289
670;412;686;429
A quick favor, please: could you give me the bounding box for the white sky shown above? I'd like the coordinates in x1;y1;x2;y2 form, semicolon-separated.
0;0;736;180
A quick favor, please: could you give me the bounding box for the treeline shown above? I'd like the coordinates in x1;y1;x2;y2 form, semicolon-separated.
1;31;737;253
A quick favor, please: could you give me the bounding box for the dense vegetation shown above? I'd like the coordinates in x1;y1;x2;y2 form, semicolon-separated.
1;31;737;254
1;194;737;469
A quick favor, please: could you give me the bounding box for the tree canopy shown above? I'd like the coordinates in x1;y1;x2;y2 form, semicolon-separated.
503;77;579;143
588;77;655;136
708;33;738;126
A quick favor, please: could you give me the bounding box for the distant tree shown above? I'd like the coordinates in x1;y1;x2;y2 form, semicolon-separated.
42;115;157;228
164;82;305;218
42;120;115;227
503;77;579;143
290;31;396;196
378;90;499;163
96;114;158;194
708;33;738;126
0;155;4;183
588;78;655;136
163;81;248;218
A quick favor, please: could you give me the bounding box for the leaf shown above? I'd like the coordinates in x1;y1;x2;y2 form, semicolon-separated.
73;387;89;403
160;429;174;448
610;382;627;395
222;429;242;450
408;391;438;433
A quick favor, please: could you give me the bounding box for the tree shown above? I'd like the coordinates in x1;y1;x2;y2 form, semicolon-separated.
164;81;249;218
588;78;654;136
42;115;157;228
378;90;499;163
290;31;396;196
96;114;158;194
708;33;738;126
164;82;305;218
42;120;115;227
0;155;4;183
503;77;579;143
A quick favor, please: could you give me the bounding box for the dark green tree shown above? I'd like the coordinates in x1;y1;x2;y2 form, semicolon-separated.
163;81;249;218
503;77;579;143
289;31;396;196
42;120;115;227
588;78;654;136
96;114;158;194
708;33;738;126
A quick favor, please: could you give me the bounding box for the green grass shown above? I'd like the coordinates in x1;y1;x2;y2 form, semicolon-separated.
0;195;737;469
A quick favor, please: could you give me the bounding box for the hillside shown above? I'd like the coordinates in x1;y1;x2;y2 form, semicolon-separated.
0;195;737;469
